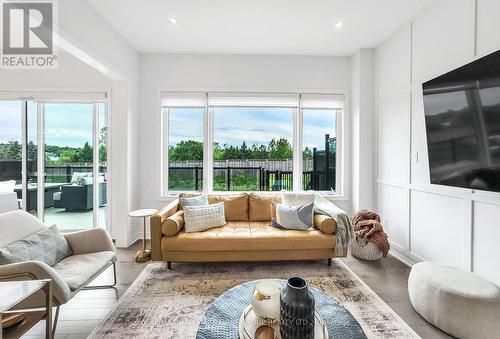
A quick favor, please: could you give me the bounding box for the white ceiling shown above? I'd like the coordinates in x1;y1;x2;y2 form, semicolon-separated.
88;0;432;56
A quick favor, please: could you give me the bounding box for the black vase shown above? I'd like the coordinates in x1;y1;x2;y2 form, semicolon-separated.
280;277;315;339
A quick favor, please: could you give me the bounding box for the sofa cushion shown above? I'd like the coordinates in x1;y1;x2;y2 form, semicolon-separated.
314;214;337;234
162;210;185;236
0;225;72;266
162;221;335;252
281;192;315;206
248;193;281;221
179;195;208;209
208;194;249;221
52;251;116;291
183;202;226;233
178;193;202;210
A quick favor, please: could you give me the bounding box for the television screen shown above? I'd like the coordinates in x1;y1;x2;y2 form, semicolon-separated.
423;50;500;193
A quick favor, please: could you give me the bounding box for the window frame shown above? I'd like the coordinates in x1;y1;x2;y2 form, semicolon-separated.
160;92;344;197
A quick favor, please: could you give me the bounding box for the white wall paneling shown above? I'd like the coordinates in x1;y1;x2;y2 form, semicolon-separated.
377;184;410;250
376;0;500;285
473;201;500;284
410;190;469;269
377;92;411;184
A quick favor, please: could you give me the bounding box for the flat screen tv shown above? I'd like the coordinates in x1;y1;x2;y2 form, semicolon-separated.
423;50;500;193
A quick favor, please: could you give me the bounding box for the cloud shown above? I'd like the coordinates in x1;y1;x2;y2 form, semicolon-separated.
168;107;337;149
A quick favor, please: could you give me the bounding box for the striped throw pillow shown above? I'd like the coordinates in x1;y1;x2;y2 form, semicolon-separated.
183;202;226;233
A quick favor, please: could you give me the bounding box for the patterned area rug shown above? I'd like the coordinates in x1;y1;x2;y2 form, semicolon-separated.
89;260;420;339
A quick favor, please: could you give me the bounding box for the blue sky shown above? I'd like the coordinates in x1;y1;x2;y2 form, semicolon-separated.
0;101;101;148
169;107;336;149
1;102;334;149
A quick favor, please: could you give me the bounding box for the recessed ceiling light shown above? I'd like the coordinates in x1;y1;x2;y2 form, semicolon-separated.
335;21;344;29
168;17;177;25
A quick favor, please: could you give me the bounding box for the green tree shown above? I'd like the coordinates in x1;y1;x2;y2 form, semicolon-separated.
6;141;22;160
99;144;107;163
268;138;292;159
303;147;313;159
213;142;224;160
169;140;203;161
78;142;93;163
27;141;37;160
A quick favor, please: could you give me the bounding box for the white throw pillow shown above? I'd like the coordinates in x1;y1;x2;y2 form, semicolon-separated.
281;191;315;206
183;202;226;233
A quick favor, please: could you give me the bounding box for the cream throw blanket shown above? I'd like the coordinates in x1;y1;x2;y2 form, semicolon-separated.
313;192;355;256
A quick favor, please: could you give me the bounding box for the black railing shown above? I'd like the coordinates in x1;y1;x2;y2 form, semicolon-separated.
168;166;335;191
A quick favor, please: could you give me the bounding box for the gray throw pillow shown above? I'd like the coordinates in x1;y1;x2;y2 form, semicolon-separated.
271;203;314;231
179;194;209;208
0;225;72;266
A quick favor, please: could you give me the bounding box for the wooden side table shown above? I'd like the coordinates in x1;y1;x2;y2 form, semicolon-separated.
129;208;158;263
0;280;53;339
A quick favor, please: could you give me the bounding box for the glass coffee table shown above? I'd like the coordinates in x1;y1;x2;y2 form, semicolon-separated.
196;279;366;339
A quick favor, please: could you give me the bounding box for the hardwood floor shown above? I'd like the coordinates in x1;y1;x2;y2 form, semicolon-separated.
22;242;453;339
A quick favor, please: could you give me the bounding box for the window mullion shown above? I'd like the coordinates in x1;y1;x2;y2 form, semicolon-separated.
335;109;343;195
161;107;169;196
293;107;303;191
204;105;214;194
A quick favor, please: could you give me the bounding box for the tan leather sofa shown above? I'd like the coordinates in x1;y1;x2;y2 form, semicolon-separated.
151;193;344;269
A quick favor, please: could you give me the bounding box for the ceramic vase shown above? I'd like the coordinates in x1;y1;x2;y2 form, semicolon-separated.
251;280;282;324
280;277;315;339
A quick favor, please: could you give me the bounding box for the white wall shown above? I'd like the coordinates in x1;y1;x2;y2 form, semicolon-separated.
351;49;376;212
55;0;141;247
376;0;500;285
138;54;352;214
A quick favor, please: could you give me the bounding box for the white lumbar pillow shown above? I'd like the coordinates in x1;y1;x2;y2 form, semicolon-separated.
183;202;226;233
281;191;315;206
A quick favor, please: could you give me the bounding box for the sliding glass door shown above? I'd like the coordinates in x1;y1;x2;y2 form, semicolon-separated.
43;103;95;229
0;97;108;231
0;101;23;201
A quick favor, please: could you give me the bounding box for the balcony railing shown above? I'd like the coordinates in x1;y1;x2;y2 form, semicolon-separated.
168;166;335;191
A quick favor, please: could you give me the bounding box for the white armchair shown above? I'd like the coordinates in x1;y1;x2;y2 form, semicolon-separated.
0;210;117;336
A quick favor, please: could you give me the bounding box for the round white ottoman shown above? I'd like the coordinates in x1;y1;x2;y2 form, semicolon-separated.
408;262;500;338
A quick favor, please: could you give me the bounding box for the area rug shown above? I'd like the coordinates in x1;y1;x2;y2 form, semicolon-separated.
89;260;420;338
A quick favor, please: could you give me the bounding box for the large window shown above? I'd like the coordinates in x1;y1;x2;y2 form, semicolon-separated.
213;107;294;191
161;92;343;195
167;108;204;191
302;109;337;191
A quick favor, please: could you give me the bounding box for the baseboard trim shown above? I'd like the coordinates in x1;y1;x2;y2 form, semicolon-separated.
128;232;142;247
389;243;424;267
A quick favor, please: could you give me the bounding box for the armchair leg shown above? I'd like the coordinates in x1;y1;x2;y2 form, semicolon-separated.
83;262;117;290
327;258;332;266
52;305;60;338
167;261;172;270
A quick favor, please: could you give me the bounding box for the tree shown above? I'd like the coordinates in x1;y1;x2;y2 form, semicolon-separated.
303;147;312;159
268;138;292;159
78;142;93;163
240;141;250;159
99;144;107;163
27;141;37;160
6;141;22;160
169;140;203;161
